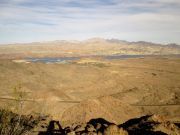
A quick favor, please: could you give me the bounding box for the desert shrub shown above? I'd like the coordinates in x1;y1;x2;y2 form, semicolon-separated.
0;84;41;135
0;109;40;135
12;84;27;114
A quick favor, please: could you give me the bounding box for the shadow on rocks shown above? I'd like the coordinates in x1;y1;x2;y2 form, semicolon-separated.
119;115;168;135
38;120;64;135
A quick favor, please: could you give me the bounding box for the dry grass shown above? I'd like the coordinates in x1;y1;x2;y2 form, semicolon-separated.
0;109;40;135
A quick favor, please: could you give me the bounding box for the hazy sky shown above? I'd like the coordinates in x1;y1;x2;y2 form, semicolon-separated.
0;0;180;44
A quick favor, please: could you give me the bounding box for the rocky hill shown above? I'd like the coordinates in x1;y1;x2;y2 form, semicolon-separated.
61;96;141;125
0;38;180;59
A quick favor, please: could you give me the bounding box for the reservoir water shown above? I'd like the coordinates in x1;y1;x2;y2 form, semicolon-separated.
26;57;79;64
25;55;146;64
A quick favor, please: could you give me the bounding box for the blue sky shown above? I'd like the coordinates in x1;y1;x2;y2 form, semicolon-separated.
0;0;180;44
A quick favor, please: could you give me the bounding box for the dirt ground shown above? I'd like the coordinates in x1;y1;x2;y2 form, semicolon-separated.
0;56;179;125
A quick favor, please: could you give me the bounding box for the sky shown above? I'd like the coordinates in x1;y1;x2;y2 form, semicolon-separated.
0;0;180;44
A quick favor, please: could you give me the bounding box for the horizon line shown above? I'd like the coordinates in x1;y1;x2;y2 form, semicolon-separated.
0;37;179;46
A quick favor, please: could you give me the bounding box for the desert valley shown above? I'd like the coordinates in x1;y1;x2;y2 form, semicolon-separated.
0;39;180;135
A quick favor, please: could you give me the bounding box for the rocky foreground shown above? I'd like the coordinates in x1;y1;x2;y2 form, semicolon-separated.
1;109;179;135
37;115;180;135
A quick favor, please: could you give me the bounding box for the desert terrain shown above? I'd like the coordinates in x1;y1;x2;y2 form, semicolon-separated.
0;39;180;134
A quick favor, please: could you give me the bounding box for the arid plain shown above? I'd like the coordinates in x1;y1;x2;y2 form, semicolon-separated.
0;39;180;134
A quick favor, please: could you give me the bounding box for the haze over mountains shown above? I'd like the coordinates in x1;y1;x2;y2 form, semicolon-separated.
0;38;180;59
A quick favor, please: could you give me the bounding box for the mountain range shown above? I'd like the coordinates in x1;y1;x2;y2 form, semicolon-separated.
0;38;180;59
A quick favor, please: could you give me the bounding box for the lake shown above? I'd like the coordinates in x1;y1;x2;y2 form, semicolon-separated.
26;57;79;64
25;55;146;64
104;55;145;60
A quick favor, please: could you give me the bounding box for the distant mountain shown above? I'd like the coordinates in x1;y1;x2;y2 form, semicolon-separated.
166;43;180;48
106;39;129;44
0;38;180;59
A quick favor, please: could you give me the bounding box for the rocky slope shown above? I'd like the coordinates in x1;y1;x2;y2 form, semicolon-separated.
61;96;141;125
36;114;180;135
1;108;179;135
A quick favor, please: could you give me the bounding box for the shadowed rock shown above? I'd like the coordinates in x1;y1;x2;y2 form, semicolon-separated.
36;115;180;135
